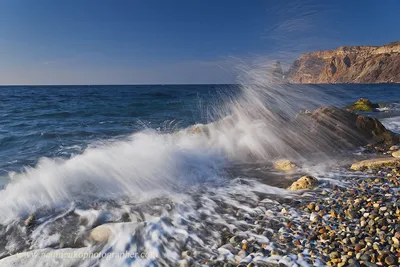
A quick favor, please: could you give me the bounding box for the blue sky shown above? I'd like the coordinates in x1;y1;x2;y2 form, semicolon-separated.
0;0;399;85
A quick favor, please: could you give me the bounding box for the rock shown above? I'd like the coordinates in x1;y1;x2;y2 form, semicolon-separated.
306;106;398;149
181;251;191;259
219;244;238;254
363;263;378;267
186;124;210;136
287;175;318;191
330;251;340;259
350;157;400;171
347;258;361;267
25;213;36;228
385;255;396;265
345;98;379;112
389;145;399;151
273;159;296;171
286;41;400;84
180;259;190;267
392;150;400;158
89;224;113;243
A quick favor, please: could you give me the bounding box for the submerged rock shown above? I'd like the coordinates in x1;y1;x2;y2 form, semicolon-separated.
287;175;318;191
350;157;400;171
273;159;296;171
24;213;36;228
345;98;379;112
186;124;210;136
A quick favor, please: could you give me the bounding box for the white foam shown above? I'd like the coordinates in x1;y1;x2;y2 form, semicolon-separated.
0;63;358;266
382;116;400;134
0;73;335;223
0;130;226;222
376;107;390;112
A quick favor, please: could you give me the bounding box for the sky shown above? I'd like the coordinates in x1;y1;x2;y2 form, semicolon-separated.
0;0;399;85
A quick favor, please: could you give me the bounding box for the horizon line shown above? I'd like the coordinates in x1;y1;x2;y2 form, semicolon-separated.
0;83;240;87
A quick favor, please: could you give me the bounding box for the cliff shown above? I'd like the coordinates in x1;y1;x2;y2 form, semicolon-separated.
286;41;400;84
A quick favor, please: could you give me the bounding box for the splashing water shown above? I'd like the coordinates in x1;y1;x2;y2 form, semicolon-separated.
0;61;341;222
0;61;394;266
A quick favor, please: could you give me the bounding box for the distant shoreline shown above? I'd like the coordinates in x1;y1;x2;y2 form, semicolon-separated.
285;41;400;84
0;83;399;87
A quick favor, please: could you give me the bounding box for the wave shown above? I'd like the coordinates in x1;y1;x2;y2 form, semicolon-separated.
0;62;343;223
0;130;226;223
382;116;400;134
3;62;398;267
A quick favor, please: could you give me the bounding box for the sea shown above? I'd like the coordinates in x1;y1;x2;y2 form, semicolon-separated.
0;83;399;266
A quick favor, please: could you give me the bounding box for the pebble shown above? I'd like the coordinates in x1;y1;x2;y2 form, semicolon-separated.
206;155;400;266
384;255;396;265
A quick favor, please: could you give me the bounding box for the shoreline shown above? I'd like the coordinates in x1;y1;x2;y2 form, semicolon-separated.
205;152;400;266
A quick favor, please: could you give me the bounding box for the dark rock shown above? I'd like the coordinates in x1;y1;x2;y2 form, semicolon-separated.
291;106;398;151
385;255;396;265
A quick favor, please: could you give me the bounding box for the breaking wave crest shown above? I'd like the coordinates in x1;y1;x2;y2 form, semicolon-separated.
0;62;341;222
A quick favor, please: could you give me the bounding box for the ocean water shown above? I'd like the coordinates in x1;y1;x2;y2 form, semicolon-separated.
0;83;399;266
1;84;399;178
0;85;234;179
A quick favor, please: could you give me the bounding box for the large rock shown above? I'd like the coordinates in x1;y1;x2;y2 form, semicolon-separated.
287;176;318;191
286;41;400;84
350;157;400;171
273;159;296;171
345;98;379;112
186;105;398;156
306;106;398;149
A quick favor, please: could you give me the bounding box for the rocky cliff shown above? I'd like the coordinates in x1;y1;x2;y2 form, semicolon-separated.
286;41;400;83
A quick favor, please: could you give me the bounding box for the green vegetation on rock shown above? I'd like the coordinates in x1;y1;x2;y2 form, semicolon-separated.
345;98;379;112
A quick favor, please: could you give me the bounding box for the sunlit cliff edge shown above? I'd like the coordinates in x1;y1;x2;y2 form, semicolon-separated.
285;41;400;84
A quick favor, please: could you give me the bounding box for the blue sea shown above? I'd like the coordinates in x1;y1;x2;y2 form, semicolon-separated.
0;83;399;266
1;84;399;178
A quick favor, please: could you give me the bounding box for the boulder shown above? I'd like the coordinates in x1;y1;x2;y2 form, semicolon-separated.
89;224;113;243
307;106;398;149
287;176;318;191
273;159;296;171
350;157;400;171
392;150;400;158
345;98;379;112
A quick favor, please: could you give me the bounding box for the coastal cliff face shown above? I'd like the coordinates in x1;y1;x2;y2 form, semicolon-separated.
286;42;400;83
